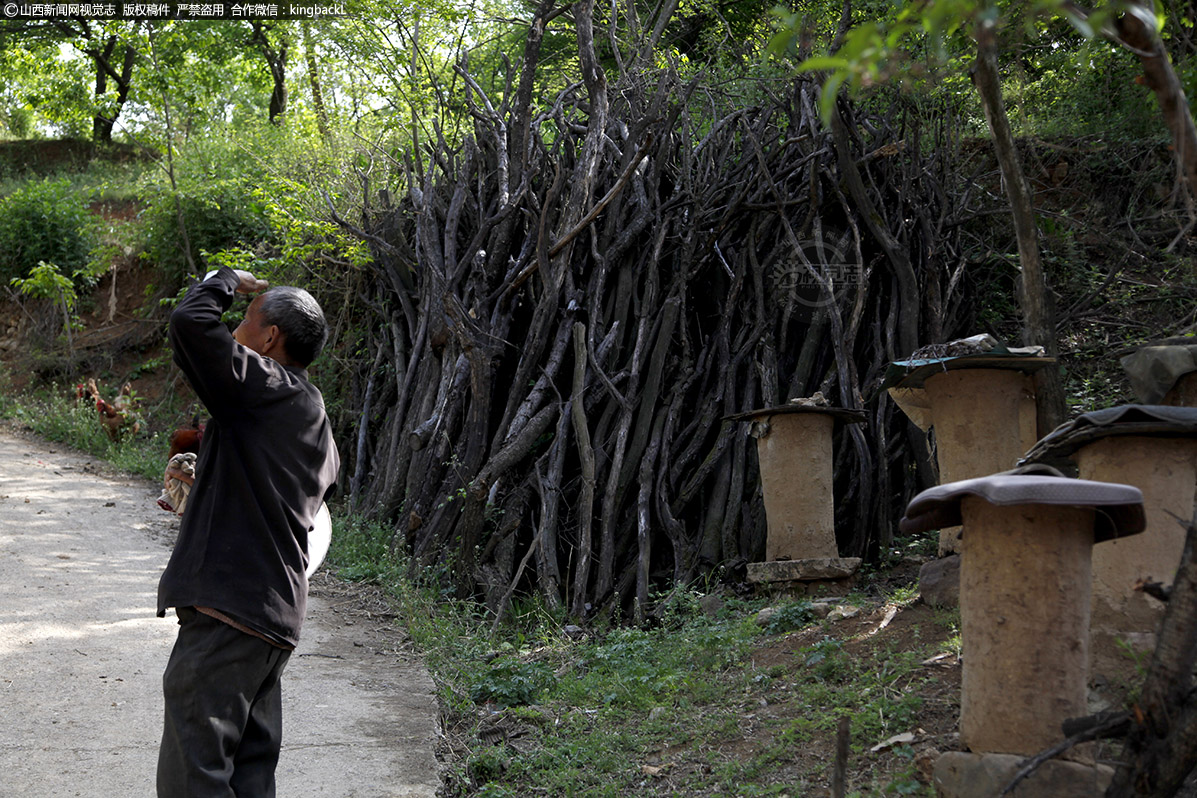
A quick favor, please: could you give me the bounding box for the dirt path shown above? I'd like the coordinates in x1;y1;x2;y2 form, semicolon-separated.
0;427;442;797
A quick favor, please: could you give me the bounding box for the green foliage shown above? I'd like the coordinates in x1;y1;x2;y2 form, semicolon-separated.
0;178;95;283
1;387;162;481
1005;38;1161;139
777;0;1171;135
883;745;931;796
133;121;372;296
327;514;405;583
802;636;851;681
763;599;816;634
10;261;82;343
467;748;510;789
10;261;77;306
0;38;94;139
469;658;557;707
139;177;275;284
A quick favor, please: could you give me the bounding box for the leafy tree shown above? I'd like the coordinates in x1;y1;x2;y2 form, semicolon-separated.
0;19;141;142
248;21;290;124
10;261;80;359
777;0;1197;436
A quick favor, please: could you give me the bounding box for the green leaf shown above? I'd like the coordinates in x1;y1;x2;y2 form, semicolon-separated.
797;56;851;73
817;72;847;125
1063;9;1095;39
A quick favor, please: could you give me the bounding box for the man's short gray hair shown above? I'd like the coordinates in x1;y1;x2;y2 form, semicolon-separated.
257;286;329;367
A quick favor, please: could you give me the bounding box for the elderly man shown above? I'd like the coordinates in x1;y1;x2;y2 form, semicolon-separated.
156;266;340;798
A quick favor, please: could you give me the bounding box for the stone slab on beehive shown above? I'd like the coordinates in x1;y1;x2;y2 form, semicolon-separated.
746;557;862;583
934;751;1112;798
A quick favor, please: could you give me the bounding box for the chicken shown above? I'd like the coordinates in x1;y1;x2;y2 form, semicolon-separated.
86;378;141;441
167;414;206;459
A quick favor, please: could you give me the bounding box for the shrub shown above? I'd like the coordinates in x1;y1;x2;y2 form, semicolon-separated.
469;658;557;707
140;178;275;285
0;178;95;283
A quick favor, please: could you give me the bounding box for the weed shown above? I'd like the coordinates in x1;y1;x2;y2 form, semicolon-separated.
2;386;162;481
469;658;556;708
129;355;170;379
883;745;931;796
887;584;921;606
466;747;509;786
803;637;850;681
763;599;816;635
654;586;705;628
932;607;962;657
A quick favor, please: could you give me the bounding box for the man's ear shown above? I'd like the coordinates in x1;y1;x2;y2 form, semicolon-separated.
262;326;291;362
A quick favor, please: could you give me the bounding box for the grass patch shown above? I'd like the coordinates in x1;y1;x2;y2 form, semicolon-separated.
306;516;953;797
1;383;163;481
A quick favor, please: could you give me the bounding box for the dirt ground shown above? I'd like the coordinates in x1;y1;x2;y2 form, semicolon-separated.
0;424;442;797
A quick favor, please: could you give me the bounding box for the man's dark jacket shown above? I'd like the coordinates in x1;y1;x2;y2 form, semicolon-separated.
157;267;340;647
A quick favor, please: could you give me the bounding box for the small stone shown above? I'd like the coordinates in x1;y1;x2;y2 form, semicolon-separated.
827;605;861;622
919;554;960;608
809;598;837;617
698;595;724;618
754;607;778;627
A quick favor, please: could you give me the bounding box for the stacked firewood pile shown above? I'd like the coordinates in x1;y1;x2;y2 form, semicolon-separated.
335;2;974;619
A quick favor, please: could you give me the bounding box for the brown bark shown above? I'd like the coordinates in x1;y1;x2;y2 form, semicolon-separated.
570;322;598;617
330;7;973;611
972;20;1066;437
1107;519;1197;797
1115;2;1197;204
88;34;136;143
250;22;288;124
301;22;331;142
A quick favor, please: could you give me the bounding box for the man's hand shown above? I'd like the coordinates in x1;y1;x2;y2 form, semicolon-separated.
233;270;269;294
164;463;195;487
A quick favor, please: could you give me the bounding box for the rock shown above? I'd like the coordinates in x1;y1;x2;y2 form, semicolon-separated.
698;594;724;618
754;607;778;627
934;751;1112;798
746;557;862;583
914;747;939;784
827;604;860;622
919;554;960;608
809;599;838;619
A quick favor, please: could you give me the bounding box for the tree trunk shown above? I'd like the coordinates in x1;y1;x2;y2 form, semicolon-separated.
251;22;288;124
972;20;1066;437
89;35;136;143
302;22;331;142
1107;519;1197;796
1116;2;1197;205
